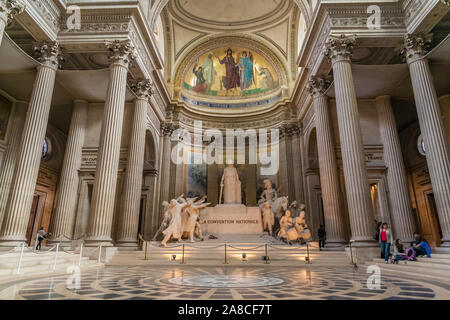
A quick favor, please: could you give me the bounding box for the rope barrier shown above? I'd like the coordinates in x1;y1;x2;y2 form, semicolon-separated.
0;246;20;255
227;245;266;251
25;245;57;254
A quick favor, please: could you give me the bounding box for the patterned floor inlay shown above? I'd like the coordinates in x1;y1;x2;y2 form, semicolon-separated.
0;266;449;300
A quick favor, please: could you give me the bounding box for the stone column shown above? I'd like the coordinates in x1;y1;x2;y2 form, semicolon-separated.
85;40;136;246
49;100;88;244
0;101;27;227
307;77;346;247
159;122;174;211
376;95;416;242
290;126;305;205
0;41;61;247
439;95;450;150
116;80;153;248
403;34;450;246
0;0;24;45
324;35;376;246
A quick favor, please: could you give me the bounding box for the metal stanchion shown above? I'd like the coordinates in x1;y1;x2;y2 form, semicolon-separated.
264;244;270;264
349;240;357;269
144;241;148;261
181;244;185;264
97;243;102;264
78;243;83;267
33;237;38;252
223;244;229;264
52;243;60;271
305;241;311;264
16;243;25;274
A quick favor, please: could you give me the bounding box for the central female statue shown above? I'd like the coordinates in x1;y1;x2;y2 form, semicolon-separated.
220;161;242;204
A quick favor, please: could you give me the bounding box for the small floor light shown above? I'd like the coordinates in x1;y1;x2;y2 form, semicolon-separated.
241;253;247;262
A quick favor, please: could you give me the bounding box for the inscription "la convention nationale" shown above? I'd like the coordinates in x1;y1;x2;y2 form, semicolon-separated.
205;220;259;224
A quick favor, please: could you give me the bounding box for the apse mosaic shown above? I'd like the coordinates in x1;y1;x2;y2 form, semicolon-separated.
183;47;279;98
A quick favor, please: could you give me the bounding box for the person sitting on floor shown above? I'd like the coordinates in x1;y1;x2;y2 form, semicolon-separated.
392;239;407;263
411;232;432;258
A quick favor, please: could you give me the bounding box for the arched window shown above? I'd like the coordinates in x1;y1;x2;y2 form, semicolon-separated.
417;134;426;156
42;137;52;160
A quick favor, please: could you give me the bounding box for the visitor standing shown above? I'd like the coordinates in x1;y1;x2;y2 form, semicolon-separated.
379;223;393;263
35;227;47;251
318;225;326;251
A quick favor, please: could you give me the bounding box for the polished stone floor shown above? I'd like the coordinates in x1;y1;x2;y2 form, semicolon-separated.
0;266;449;300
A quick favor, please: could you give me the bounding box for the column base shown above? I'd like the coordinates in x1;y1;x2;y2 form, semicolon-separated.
438;236;450;247
350;237;379;248
47;237;74;247
345;246;380;264
116;239;139;249
324;240;346;250
84;236;114;247
0;236;27;248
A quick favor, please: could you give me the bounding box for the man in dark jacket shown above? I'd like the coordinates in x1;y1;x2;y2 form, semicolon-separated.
318;225;326;251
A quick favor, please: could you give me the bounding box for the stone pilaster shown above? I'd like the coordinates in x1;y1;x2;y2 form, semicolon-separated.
0;0;24;45
49;100;88;244
290;125;305;205
0;101;27;228
376;96;416;242
116;79;153;248
403;34;450;246
159;122;175;212
85;40;136;246
439;95;450;151
0;41;61;246
307;76;346;246
324;35;376;246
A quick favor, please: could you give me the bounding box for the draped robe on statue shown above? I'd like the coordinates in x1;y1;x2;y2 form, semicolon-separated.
221;164;242;204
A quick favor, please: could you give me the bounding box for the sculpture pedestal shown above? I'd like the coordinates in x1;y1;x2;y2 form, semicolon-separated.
200;205;263;235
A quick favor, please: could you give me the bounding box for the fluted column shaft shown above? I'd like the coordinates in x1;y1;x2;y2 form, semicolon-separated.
376;96;416;242
325;35;376;246
440;95;450;151
159;123;173;214
404;35;450;246
117;80;152;247
0;101;27;227
0;41;60;246
49;100;88;243
85;40;136;246
0;0;25;45
310;87;346;246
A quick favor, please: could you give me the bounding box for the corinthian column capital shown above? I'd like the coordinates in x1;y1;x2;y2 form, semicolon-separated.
161;122;176;136
401;34;432;64
130;79;154;100
106;39;137;66
33;41;63;69
306;76;331;98
323;34;356;63
0;0;25;24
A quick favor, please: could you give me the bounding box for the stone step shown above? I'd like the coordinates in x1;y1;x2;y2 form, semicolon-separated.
0;260;99;276
372;258;450;270
0;257;90;269
366;262;450;279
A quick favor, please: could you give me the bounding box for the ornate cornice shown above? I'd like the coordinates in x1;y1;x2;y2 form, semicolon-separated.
323;34;356;63
0;0;25;24
306;77;331;98
401;33;432;64
106;39;137;66
33;41;63;69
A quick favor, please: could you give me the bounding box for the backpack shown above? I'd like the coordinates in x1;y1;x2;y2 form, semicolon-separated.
406;247;416;261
